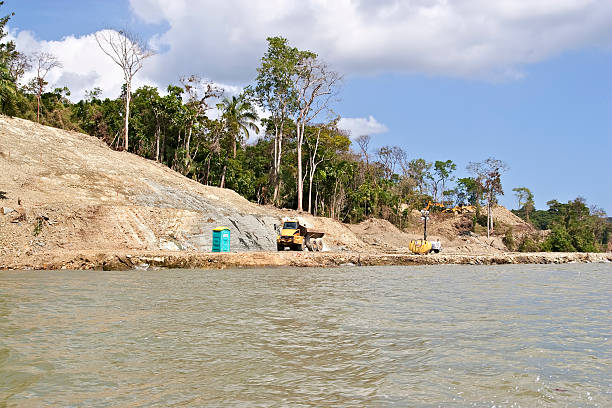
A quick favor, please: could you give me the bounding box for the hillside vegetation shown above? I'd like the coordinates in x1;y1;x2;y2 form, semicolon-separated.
0;2;608;254
0;117;539;263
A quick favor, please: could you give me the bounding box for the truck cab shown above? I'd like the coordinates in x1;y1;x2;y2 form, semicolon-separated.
277;220;306;251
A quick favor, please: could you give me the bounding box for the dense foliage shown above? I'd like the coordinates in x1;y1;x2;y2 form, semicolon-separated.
511;193;610;252
1;4;609;252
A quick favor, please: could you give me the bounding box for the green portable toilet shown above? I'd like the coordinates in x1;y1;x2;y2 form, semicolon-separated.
212;227;231;252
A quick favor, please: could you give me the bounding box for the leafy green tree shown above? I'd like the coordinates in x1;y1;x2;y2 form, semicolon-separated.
71;91;123;146
304;122;350;214
542;224;575;252
0;63;15;110
0;2;18;113
512;186;535;221
433;159;456;203
180;76;222;174
130;85;160;158
407;158;432;195
217;94;259;188
540;198;604;252
38;86;77;130
249;37;303;205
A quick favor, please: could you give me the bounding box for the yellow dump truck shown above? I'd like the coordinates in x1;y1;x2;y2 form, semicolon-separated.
277;219;325;251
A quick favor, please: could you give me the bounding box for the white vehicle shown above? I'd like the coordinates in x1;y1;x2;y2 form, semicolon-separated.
431;240;442;253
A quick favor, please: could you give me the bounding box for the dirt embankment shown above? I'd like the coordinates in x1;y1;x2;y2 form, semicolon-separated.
4;250;612;271
1;116;605;270
0;116;369;263
347;207;540;256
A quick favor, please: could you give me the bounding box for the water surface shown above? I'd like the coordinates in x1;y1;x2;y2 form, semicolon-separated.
1;264;611;407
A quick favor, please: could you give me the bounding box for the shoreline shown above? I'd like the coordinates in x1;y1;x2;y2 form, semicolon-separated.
2;250;611;271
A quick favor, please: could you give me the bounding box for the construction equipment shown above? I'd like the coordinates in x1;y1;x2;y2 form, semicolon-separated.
424;201;445;212
409;239;432;254
408;239;442;254
277;219;325;251
442;204;476;214
408;204;443;255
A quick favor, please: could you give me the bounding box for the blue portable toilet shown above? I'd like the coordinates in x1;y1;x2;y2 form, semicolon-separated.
212;227;231;252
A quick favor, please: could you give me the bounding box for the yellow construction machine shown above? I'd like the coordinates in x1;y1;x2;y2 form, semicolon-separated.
442;204;476;214
408;202;443;255
277;219;325;251
424;201;445;212
409;238;442;255
409;239;432;254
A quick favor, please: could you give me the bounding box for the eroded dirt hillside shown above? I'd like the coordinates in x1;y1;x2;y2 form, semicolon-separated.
0;117;370;260
0;116;536;262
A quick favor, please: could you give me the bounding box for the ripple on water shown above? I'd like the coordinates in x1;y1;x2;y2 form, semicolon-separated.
1;263;611;407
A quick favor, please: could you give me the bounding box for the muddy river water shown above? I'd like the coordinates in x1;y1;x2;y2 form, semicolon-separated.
1;264;611;407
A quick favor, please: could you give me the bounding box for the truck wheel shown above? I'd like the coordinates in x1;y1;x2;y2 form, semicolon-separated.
277;244;284;251
305;237;313;251
293;243;304;251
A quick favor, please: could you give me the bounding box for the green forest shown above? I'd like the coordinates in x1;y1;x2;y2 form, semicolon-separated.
0;4;609;252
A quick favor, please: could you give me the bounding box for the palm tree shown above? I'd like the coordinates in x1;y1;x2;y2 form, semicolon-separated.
217;95;259;188
217;95;260;159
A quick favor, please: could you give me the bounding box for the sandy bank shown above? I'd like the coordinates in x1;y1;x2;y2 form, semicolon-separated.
2;250;611;271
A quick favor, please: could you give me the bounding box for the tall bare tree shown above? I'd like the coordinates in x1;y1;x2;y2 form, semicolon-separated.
29;51;62;122
95;29;154;151
468;158;508;238
293;57;342;212
355;134;371;166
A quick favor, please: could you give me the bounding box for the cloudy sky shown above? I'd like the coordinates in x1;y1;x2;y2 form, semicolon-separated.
6;0;612;212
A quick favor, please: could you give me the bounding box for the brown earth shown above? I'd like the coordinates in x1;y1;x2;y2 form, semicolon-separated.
3;250;611;271
348;205;540;256
0;116;370;262
1;116;601;270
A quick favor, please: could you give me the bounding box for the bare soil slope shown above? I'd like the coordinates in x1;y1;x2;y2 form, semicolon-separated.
348;206;538;256
0;117;369;261
0;116;535;262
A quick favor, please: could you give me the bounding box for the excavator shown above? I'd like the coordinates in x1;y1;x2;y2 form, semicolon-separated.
423;201;445;212
442;204;476;214
424;200;476;215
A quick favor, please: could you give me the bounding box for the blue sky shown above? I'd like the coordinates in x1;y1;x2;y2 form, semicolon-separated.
6;0;612;213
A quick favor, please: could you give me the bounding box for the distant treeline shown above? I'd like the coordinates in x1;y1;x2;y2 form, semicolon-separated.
0;4;608;251
512;198;609;252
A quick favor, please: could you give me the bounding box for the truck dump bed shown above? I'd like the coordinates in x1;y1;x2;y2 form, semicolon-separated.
305;231;325;239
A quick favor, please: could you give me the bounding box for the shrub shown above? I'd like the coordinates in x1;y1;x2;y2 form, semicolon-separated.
519;236;541;252
503;227;515;251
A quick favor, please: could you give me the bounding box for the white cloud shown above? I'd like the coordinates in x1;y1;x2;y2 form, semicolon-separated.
128;0;612;85
11;25;253;103
338;116;388;138
12;29;161;101
10;1;612;100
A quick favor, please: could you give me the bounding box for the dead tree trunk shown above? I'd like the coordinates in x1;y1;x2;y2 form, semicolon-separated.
95;29;154;153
